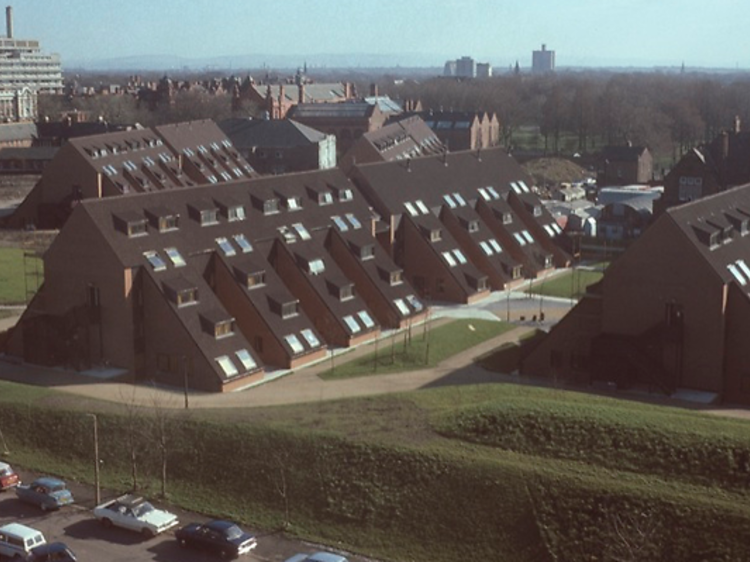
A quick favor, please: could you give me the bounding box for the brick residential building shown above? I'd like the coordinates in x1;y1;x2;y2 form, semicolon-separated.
6;168;427;392
6;120;257;229
522;183;750;404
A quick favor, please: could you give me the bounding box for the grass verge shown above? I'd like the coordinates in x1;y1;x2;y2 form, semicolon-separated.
318;319;515;380
526;269;603;299
0;247;43;305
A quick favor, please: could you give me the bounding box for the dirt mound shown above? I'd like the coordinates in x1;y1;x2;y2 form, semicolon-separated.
523;157;589;187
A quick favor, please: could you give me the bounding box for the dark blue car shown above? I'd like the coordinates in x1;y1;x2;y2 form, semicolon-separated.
15;477;74;511
175;520;257;559
30;542;77;562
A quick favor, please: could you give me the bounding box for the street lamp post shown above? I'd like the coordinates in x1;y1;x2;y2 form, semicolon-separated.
86;413;100;505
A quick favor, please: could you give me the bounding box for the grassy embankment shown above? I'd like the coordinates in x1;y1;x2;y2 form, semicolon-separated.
1;369;750;561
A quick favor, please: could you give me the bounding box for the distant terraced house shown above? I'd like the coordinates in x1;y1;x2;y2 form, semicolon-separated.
6;119;257;229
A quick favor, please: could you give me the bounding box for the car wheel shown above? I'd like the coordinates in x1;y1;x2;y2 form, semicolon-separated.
40;502;48;512
101;518;113;528
178;538;187;548
142;527;155;538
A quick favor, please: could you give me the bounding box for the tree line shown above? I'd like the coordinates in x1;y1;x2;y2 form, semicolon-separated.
383;71;750;165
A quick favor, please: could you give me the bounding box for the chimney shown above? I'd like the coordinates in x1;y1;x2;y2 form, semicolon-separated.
370;83;378;97
734;115;741;134
406;158;411;172
298;82;305;104
6;6;12;39
721;130;729;160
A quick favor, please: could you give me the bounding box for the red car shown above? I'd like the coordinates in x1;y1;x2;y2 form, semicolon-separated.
0;461;20;491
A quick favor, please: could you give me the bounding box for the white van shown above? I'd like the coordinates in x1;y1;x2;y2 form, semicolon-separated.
0;523;46;560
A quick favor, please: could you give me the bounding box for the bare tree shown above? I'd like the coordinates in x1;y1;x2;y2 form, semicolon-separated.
603;509;661;562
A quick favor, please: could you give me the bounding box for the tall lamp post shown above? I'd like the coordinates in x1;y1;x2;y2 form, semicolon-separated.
86;413;100;505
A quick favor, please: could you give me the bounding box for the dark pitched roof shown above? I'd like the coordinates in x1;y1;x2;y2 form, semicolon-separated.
218;118;327;148
288;102;375;120
600;145;649;162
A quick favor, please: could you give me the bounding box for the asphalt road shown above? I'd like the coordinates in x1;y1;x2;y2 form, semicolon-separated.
0;468;373;562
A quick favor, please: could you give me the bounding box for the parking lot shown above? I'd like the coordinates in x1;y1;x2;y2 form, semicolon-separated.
0;469;371;562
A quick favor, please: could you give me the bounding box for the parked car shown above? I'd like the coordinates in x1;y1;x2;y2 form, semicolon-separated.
0;522;46;560
29;542;77;562
284;552;349;562
92;494;179;537
15;477;74;511
0;461;20;491
175;520;257;559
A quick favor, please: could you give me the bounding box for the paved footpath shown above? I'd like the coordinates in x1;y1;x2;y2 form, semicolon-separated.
0;324;531;410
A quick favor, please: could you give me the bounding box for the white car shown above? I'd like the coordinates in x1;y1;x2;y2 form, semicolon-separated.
92;494;179;538
0;522;46;560
285;552;349;562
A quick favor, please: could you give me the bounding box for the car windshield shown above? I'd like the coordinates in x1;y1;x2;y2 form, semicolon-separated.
50;484;65;492
0;467;9;476
224;525;243;540
133;502;154;517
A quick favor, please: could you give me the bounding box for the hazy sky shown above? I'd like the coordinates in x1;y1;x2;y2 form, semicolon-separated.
11;0;750;69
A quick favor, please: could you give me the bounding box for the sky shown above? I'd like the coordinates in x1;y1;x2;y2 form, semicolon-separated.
11;0;750;70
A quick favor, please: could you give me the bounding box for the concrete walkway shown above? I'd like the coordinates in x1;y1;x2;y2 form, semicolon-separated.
0;322;531;409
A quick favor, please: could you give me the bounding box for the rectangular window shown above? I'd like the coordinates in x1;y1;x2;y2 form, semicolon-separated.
430;228;442;242
228;206;246;221
233;234;253;253
264;199;279;215
394;298;410;316
406;294;423;311
453;192;467;206
480;241;493;256
442;251;457;267
443;194;457;208
128;220;148;237
201;209;218;225
164;247;186;267
216;237;236;257
390;270;403;285
513;232;527;246
358;310;375;328
478;187;490;201
452;249;468;264
301;328;320;348
339;188;353;201
544;224;556;237
215;320;234;338
339;284;354;301
522;230;534;244
345;213;362;229
360;244;375;260
343;315;361;333
489;239;502;253
247;271;265;288
282;301;299;318
177;288;198;307
215;355;239;377
308;258;325;275
292;222;312;240
503;213;513;225
284;334;305;354
467;220;479;233
319;192;334;206
404;202;418;217
486;186;500;199
332;215;349;231
286;197;302;211
143;251;167;271
415;200;429;215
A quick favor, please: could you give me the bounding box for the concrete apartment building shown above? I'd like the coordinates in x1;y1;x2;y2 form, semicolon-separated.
349;147;570;303
7;120;257;229
7;168;427;391
522;183;750;405
443;57;492;78
532;44;555;73
218;117;336;175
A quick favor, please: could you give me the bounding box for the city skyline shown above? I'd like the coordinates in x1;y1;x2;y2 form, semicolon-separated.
13;0;750;70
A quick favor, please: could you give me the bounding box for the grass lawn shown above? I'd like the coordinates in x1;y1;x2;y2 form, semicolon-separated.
526;269;604;299
318;318;515;380
0;247;43;305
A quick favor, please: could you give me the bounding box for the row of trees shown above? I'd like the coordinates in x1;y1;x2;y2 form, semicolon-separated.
383;71;750;165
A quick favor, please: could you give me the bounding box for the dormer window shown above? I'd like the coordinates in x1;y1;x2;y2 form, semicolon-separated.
390;270;403;286
214;319;234;339
176;287;198;307
282;301;299;319
430;228;442;242
202;209;218;225
286;196;302;211
339;188;353;202
319;192;334;206
228;205;246;221
128;219;147;237
533;205;542;217
338;283;355;301
264;198;280;215
503;213;513;225
360;244;375;260
308;258;325;275
467;220;479;233
246;270;266;288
